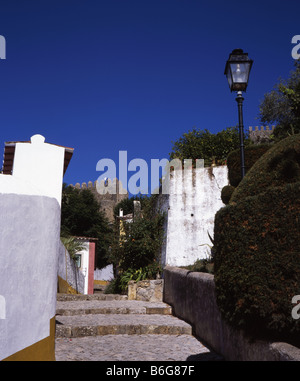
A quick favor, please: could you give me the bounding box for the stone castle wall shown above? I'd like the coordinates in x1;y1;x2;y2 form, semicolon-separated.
70;179;128;223
249;125;275;144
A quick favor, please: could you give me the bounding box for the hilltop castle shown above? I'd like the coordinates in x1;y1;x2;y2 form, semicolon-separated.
249;125;275;144
70;178;128;223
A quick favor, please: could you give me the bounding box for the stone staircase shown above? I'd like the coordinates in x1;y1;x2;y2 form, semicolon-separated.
55;293;192;338
55;293;222;361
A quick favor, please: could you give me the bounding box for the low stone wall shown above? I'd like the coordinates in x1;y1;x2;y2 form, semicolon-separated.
128;280;163;302
163;266;300;361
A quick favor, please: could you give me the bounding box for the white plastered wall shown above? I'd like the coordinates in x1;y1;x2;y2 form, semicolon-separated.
0;134;67;360
161;165;228;267
11;134;65;206
76;241;90;295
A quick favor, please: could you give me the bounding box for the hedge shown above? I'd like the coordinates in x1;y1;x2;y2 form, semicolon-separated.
231;134;300;202
221;185;235;205
214;183;300;345
227;144;272;187
214;134;300;346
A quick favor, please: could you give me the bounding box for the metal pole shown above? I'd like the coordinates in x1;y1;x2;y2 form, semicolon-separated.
236;91;246;179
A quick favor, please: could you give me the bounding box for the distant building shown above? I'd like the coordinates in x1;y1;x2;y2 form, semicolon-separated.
71;178;128;223
249;125;275;144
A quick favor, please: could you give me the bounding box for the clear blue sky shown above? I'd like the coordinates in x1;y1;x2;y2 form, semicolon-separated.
0;0;299;193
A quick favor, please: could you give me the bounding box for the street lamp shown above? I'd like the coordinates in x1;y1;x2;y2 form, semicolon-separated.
224;49;253;179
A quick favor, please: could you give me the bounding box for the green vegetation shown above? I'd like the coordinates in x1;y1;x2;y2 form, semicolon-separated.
169;126;250;167
113;216;164;272
60;236;86;260
181;258;214;274
214;134;300;346
113;196;140;218
231;134;300;202
106;194;165;294
220;185;235;205
61;184;112;269
259;59;300;140
226;144;272;188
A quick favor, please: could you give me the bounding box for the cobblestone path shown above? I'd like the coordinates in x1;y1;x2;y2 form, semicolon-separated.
55;294;222;361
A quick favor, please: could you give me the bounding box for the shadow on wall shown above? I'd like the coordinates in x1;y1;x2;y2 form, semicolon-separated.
0;134;74;361
57;241;85;294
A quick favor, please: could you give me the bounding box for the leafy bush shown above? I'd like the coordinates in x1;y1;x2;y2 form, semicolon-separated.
108;194;165;293
258;59;300;140
231;134;300;202
181;258;214;274
116;215;164;271
169;126;250;167
214;134;300;346
113;195;145;218
104;278;123;295
221;185;235;205
226;144;272;187
119;263;162;292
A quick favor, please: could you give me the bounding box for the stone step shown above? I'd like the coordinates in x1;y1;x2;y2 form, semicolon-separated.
55;334;215;361
55;313;192;338
57;293;127;302
56;300;172;316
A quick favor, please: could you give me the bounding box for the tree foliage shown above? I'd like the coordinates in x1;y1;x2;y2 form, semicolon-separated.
259;59;300;140
115;215;164;272
108;194;165;292
61;184;112;268
169;126;249;166
60;236;86;259
113;195;146;218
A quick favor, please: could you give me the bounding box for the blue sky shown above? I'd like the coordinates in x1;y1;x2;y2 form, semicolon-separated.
0;0;299;194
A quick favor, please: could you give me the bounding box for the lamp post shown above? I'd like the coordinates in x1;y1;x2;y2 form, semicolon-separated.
224;49;253;179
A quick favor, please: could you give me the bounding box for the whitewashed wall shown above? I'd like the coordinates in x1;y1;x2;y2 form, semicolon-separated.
0;134;67;360
94;265;114;282
57;241;85;294
160;166;228;267
12;134;65;206
0;191;60;360
78;241;91;294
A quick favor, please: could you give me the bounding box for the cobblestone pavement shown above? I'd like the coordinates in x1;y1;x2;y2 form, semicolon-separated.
55;294;223;361
55;334;216;361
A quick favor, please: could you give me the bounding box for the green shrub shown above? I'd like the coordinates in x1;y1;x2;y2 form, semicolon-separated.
181;258;214;274
104;278;123;295
221;185;235;205
116;215;164;271
231;134;300;202
119;263;162;292
214;183;300;344
227;144;272;187
169;126;247;168
214;135;300;346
